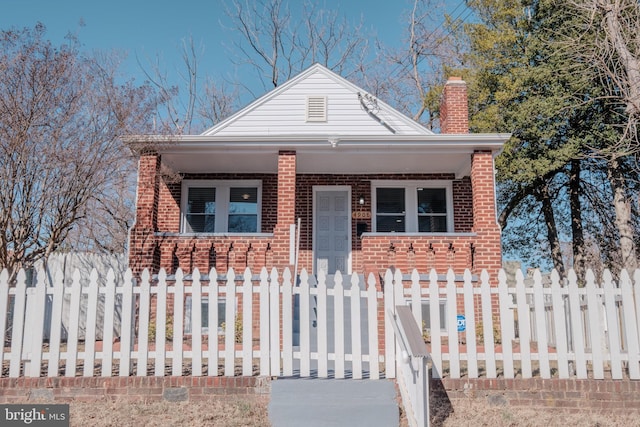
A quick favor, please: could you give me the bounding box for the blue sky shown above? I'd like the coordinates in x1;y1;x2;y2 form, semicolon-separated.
1;0;467;97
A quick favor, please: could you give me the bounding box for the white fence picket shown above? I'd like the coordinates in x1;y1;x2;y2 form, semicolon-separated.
585;270;604;379
602;270;623;379
137;269;151;377
243;268;255;377
446;270;460;378
154;269;167;377
429;269;442;379
224;269;237;377
83;269;99;377
498;270;514;379
317;269;328;378
65;270;82;377
568;270;587;379
171;269;185;376
334;271;346;379
515;270;532;378
102;269;116;377
297;269;310;377
383;269;395;378
208;268;219;376
550;271;569;378
463;270;477;378
480;270;496;378
26;272;46;377
119;269;134;377
532;270;550;378
259;268;271;376
48;270;65;377
9;271;28;377
367;273;380;380
191;269;203;377
269;268;280;377
350;273;363;379
620;270;640;379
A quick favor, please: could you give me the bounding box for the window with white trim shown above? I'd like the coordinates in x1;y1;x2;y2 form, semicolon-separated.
181;180;261;233
372;181;453;233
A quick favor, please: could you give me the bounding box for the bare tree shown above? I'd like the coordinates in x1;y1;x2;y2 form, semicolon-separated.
566;0;640;271
139;35;239;133
0;24;159;280
224;0;370;92
362;0;467;127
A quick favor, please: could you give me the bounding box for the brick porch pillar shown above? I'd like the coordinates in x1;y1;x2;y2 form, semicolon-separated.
129;152;160;275
470;150;502;277
273;150;297;271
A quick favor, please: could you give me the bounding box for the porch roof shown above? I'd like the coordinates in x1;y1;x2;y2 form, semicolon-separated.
126;133;510;178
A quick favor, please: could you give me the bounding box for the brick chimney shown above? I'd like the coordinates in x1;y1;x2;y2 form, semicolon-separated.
440;77;469;134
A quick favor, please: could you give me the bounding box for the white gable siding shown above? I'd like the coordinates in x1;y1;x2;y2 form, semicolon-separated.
209;69;431;137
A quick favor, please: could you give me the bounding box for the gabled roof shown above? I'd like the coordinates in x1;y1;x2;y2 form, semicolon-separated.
201;63;434;138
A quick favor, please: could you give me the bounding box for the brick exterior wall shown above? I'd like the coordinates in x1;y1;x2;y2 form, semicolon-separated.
129;165;499;278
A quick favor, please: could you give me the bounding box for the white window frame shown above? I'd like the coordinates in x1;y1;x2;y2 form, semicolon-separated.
371;180;453;233
181;180;262;233
410;298;448;333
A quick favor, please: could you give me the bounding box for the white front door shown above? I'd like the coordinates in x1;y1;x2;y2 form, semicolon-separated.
314;188;351;274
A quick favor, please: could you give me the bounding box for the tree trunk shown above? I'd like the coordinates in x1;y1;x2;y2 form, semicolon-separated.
569;159;585;280
538;183;565;276
607;157;638;271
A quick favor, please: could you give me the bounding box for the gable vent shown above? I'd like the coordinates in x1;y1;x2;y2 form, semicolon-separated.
306;96;327;122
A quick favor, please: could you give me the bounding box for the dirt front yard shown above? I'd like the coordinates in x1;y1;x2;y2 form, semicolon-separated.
65;395;638;427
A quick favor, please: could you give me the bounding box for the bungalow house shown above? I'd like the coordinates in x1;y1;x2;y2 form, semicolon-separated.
127;64;509;282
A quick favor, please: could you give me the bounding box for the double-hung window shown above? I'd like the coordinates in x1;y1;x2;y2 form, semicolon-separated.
372;180;452;233
181;180;261;233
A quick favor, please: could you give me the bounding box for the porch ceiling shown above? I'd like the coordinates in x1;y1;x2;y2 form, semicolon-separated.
140;134;510;178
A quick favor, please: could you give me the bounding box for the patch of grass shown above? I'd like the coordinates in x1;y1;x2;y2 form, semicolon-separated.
69;397;270;427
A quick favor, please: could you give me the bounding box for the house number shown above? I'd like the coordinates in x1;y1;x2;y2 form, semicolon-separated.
352;211;371;219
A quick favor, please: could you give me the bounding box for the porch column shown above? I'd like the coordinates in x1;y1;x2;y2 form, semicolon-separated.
128;152;160;275
273;150;297;270
470;150;501;276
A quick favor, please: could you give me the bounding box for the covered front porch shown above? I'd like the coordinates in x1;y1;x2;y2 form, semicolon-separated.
128;135;504;278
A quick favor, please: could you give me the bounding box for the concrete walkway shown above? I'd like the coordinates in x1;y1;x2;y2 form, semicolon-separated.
268;378;400;427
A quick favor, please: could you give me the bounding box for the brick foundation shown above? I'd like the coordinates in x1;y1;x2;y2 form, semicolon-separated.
0;376;271;404
433;378;640;413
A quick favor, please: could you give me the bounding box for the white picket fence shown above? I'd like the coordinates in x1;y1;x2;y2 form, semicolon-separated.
1;266;639;380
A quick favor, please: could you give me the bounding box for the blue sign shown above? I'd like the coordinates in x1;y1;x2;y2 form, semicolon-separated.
457;314;466;332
